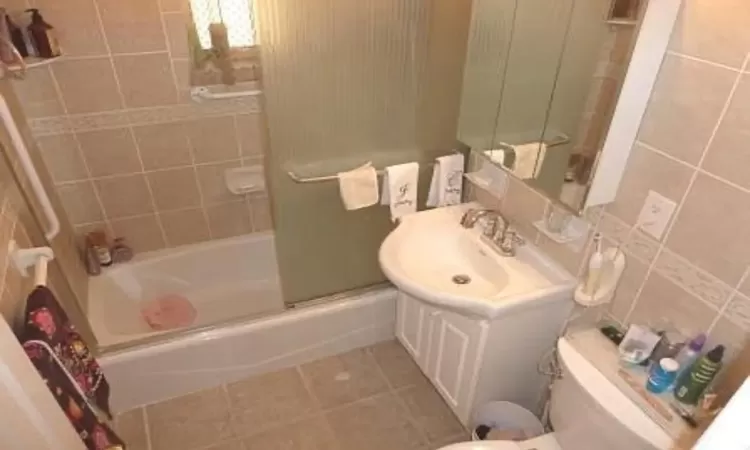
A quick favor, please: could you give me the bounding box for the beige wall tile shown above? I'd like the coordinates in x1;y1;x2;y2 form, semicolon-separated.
77;128;141;177
133;122;192;170
97;0;167;54
501;177;546;239
597;213;660;265
36;134;88;183
197;161;241;205
701;75;750;190
637;54;737;165
160;207;209;246
629;271;717;335
32;0;108;57
608;143;694;229
666;173;750;287
707;315;748;362
249;195;272;232
536;234;590;277
114;54;179;108
653;248;733;311
187;116;240;163
669;0;750;69
724;292;750;331
163;13;189;58
57;181;104;225
11;68;64;118
110;214;166;253
159;0;188;13
236;114;264;157
206;202;252;239
52;58;123;114
95;175;154;218
147;168;200;211
171;58;191;103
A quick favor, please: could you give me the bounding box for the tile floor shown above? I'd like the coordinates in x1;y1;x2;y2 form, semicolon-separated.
113;340;468;450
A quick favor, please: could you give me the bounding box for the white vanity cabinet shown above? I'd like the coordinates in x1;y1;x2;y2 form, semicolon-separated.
396;290;572;425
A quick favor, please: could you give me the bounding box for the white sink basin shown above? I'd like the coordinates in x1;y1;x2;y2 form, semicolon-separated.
379;203;575;319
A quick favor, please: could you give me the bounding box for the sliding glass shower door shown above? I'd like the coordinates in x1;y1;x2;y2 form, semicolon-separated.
256;0;471;303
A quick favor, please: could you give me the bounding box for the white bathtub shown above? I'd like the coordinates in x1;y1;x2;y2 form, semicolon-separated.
89;232;397;411
100;287;396;412
88;232;285;349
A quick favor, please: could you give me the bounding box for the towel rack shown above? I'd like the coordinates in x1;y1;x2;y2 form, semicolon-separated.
287;153;463;184
190;86;261;102
9;241;54;286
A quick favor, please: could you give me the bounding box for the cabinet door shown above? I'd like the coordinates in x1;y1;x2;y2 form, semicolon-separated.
396;293;433;373
430;309;488;423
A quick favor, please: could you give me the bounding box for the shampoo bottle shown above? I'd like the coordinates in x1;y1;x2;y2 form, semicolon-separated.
26;9;60;58
584;233;604;295
674;345;724;405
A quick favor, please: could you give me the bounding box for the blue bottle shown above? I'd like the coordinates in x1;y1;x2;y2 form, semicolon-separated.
646;358;679;394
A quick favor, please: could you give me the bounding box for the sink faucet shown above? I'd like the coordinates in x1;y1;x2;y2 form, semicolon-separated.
460;208;524;257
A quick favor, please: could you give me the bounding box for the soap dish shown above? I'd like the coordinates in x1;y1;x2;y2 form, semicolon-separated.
225;166;265;195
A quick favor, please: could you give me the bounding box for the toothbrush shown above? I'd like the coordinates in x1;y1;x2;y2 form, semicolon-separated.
584;233;604;296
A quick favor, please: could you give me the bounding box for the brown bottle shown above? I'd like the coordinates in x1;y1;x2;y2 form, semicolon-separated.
26;9;60;58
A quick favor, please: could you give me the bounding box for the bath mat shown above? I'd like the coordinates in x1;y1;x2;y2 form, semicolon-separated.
141;294;197;331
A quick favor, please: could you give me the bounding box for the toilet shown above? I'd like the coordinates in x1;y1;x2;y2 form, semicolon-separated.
440;334;674;450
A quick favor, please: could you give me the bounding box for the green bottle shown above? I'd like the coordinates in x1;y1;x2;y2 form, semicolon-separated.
673;345;724;405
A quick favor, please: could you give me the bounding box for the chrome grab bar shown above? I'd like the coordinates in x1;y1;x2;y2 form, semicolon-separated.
286;153;462;184
0;92;60;240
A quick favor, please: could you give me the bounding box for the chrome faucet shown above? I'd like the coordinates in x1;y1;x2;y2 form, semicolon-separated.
460;208;524;257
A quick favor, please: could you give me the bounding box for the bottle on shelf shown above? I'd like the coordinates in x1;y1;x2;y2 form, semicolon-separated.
674;345;725;405
25;8;60;58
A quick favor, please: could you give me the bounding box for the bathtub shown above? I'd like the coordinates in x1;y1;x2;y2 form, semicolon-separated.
90;232;397;412
88;232;285;349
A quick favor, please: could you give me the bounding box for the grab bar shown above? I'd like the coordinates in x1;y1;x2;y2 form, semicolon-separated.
0;93;60;240
190;86;261;102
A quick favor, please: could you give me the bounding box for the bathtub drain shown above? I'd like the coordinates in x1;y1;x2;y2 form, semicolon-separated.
452;274;471;285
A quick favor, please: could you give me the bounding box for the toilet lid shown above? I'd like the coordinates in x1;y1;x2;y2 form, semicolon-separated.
438;441;521;450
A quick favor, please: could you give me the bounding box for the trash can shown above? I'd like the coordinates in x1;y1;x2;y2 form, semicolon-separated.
470;401;545;441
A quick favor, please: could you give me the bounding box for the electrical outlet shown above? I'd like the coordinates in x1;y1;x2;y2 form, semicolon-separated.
636;190;677;240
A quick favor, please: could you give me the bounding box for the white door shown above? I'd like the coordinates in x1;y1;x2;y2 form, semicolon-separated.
430;309;488;423
396;293;434;373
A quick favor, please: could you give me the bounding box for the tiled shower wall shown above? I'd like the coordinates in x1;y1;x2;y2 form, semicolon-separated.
474;0;750;355
6;0;271;254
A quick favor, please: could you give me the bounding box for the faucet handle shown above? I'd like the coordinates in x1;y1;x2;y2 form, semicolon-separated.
499;230;524;256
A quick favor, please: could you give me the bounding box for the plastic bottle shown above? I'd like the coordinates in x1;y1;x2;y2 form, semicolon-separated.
671;333;706;389
26;9;60;58
583;233;603;295
646;358;679;394
674;345;725;405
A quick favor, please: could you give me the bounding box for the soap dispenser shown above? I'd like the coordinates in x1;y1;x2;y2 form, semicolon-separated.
26;9;60;58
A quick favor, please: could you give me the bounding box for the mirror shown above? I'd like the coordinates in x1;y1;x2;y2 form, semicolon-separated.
457;0;676;213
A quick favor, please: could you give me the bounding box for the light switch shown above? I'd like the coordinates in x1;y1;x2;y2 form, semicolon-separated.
636;190;677;240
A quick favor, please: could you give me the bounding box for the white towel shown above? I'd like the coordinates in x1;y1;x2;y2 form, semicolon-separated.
484;149;507;166
381;162;419;222
512;142;547;179
427;153;464;207
337;162;379;210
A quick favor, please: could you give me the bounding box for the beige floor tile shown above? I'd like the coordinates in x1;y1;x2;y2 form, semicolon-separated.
227;367;318;437
203;440;246;450
300;348;390;409
325;393;425;450
369;340;427;389
147;387;234;450
242;416;338;450
114;408;148;450
396;383;465;444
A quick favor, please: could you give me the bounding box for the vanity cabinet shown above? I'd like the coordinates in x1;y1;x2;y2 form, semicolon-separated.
396;290;572;425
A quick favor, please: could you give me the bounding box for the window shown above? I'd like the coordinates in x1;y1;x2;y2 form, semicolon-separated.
189;0;257;50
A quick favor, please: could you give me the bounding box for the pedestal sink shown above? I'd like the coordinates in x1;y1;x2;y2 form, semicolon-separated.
379;202;577;425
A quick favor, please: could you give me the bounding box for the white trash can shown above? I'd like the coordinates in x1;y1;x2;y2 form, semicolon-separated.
470;401;545;441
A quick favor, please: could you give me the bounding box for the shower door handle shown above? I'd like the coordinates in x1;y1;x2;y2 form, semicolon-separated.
0;92;60;240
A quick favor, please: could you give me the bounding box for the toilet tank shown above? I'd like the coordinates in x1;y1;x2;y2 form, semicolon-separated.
549;336;673;450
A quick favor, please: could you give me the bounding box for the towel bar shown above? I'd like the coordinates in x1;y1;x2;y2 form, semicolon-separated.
287;153;460;184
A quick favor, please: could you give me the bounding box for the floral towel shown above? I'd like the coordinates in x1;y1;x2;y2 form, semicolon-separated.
23;341;124;449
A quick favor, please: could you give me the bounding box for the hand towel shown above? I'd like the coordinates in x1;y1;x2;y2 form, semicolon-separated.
337;162;379;210
381;162;419;222
511;142;547;179
427;153;464;207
